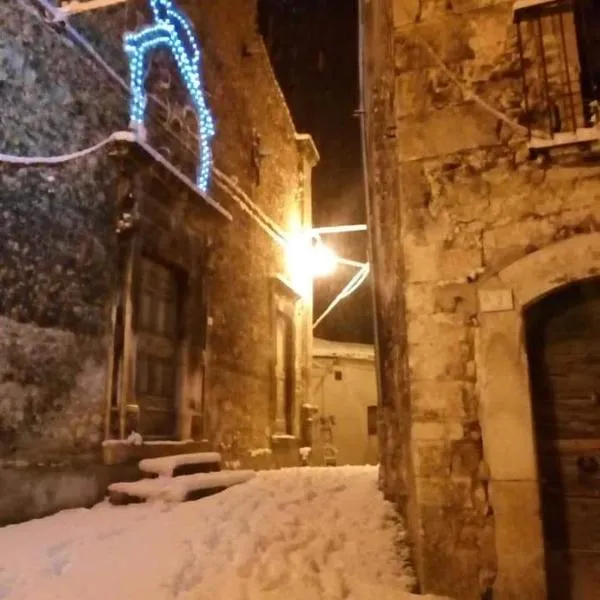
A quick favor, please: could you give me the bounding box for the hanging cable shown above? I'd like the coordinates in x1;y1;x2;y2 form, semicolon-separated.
396;3;528;136
212;168;287;241
26;0;292;242
313;263;370;330
0;131;133;165
212;176;287;247
11;0;372;333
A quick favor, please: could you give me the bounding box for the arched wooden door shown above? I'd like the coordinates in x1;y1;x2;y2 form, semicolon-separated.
526;278;600;600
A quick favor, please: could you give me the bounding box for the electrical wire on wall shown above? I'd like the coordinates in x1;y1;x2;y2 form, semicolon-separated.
3;0;373;327
312;263;370;330
9;0;287;244
0;131;132;165
396;2;528;136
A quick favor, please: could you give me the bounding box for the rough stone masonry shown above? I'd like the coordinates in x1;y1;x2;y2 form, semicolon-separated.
0;0;316;524
362;0;600;599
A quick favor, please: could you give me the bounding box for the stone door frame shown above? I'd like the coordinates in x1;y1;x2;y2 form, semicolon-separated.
476;233;600;600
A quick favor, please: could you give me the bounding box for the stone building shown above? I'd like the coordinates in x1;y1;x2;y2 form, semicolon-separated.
361;1;600;599
0;0;317;525
311;338;378;466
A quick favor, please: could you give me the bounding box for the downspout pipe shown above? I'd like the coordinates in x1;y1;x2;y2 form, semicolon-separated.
357;0;385;429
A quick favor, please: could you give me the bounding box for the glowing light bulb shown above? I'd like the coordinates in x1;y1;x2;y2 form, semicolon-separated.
310;243;337;277
285;231;338;295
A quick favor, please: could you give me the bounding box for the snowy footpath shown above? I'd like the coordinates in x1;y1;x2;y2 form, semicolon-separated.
0;466;449;600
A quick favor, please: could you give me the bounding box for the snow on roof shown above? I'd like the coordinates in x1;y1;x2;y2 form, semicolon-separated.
139;452;221;477
108;470;255;503
312;337;375;361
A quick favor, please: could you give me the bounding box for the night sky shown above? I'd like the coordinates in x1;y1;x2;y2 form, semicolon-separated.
258;0;374;344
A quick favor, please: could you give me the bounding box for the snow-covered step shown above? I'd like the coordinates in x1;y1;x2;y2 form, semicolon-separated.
108;470;255;505
138;452;222;478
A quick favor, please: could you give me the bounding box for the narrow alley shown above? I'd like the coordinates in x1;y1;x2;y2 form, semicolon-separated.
0;466;447;600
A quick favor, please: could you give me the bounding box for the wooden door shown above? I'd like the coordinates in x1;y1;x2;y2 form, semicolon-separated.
135;256;181;438
526;278;600;600
274;311;295;434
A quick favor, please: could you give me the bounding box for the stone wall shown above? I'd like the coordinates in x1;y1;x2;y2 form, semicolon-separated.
0;0;314;523
0;1;125;466
185;0;313;464
363;1;600;599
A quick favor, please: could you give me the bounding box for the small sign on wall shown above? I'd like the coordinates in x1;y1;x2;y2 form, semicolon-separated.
478;288;514;313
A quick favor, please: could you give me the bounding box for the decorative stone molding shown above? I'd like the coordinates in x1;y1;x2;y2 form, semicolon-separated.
476;232;600;600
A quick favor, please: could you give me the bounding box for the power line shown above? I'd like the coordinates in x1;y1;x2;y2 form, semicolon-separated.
397;3;528;136
8;0;289;246
0;131;132;165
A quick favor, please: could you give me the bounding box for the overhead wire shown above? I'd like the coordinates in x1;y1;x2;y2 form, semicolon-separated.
21;0;287;241
0;131;132;165
6;0;371;324
312;263;370;330
397;3;528;136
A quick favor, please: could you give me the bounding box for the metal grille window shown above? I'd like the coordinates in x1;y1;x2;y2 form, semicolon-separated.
514;0;600;141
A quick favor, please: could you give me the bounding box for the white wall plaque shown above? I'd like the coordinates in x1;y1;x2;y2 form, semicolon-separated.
478;288;514;313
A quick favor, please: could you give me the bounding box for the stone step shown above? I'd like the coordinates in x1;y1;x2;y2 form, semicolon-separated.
138;452;222;478
108;470;255;506
102;439;213;466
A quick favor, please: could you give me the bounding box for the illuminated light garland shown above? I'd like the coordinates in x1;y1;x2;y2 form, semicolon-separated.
123;0;215;192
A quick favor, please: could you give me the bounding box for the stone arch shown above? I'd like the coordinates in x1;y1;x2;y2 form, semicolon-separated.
475;232;600;600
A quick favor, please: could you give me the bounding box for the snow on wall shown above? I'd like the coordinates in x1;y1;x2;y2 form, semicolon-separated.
0;1;122;465
0;317;107;463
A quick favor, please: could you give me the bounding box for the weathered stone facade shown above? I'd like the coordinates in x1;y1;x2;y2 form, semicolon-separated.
0;0;317;525
362;1;600;599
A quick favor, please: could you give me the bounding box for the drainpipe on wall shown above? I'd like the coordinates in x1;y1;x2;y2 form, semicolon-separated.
357;0;385;447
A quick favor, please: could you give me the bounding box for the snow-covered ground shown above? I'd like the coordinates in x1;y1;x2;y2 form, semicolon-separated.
0;466;449;600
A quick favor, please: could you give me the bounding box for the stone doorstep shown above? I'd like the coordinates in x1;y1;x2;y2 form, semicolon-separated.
102;439;213;466
107;470;255;506
108;485;228;506
139;452;222;479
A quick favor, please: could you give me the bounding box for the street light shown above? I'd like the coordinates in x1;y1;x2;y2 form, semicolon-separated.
309;239;338;277
285;232;338;295
285;225;370;326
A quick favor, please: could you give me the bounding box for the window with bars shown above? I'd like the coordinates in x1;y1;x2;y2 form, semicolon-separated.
514;0;600;141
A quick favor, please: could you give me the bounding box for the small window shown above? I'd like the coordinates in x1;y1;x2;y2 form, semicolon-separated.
367;405;378;436
513;0;600;144
334;369;343;381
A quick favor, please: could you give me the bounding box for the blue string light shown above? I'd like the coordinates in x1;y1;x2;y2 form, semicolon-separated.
123;0;215;192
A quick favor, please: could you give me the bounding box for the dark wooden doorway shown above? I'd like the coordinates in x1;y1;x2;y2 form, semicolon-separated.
526;278;600;600
274;310;295;435
134;256;183;439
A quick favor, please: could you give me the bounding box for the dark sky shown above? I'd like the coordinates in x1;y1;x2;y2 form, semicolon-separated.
258;0;374;344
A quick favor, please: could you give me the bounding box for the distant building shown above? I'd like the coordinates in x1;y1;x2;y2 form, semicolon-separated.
0;0;317;525
363;1;600;599
311;338;378;466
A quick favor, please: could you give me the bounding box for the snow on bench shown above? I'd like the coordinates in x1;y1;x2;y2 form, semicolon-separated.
139;452;222;477
108;470;255;503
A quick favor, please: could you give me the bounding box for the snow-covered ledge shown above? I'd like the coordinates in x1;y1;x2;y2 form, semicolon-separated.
529;127;600;153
